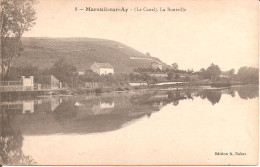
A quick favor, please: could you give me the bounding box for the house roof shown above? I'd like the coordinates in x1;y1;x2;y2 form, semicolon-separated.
92;62;114;69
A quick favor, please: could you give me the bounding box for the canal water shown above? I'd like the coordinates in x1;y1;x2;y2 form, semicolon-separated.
0;86;258;165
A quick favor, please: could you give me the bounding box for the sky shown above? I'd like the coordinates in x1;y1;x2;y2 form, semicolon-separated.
24;0;259;72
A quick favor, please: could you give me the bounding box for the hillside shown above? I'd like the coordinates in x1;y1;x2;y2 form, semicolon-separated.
14;37;169;74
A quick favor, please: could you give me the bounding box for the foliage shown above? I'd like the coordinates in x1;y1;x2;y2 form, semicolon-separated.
237;67;258;83
77;72;130;88
167;70;175;80
99;74;115;86
227;69;235;76
198;64;221;81
167;71;181;81
47;58;77;85
1;0;37;80
206;63;221;81
78;70;100;82
134;67;159;73
8;64;40;80
186;68;194;74
171;63;178;70
128;72;153;82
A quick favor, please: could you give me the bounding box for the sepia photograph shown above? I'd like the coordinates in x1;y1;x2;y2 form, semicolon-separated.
0;0;259;165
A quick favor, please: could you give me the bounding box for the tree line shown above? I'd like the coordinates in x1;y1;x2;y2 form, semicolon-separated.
8;59;259;87
197;63;258;83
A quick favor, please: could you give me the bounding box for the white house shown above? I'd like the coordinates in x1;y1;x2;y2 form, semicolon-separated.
90;62;114;76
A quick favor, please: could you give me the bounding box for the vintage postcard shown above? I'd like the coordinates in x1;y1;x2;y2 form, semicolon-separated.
0;0;259;165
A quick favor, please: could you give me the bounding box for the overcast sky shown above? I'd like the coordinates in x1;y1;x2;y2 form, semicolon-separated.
24;0;259;72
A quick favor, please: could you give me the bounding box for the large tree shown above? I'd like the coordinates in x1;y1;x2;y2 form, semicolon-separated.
47;58;77;86
0;0;37;80
206;63;221;81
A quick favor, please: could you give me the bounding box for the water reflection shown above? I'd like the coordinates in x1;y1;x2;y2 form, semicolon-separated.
196;90;222;105
237;86;259;99
0;86;258;165
0;112;35;165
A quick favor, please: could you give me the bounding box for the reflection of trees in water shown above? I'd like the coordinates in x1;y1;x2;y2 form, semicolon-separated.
184;90;193;100
197;90;222;105
0;111;35;165
227;89;235;97
199;93;207;100
172;100;179;106
167;91;187;104
1;86;258;137
196;86;259;105
237;87;259;99
206;91;222;105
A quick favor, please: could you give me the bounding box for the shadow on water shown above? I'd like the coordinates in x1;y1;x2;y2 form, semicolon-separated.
0;85;258;164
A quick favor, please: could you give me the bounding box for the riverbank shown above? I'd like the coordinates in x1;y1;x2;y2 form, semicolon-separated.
0;83;258;100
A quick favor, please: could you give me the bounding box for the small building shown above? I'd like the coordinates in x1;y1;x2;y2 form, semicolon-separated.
38;75;62;90
90;62;114;76
151;62;163;71
21;76;34;90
